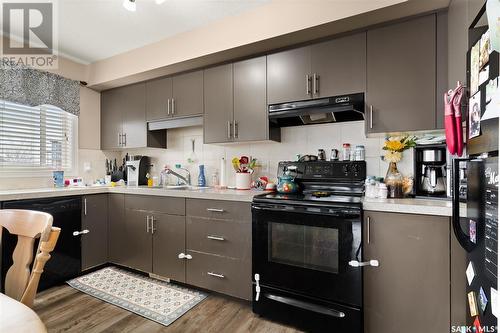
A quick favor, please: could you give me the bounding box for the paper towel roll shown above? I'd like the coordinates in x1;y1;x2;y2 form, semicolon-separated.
220;157;226;187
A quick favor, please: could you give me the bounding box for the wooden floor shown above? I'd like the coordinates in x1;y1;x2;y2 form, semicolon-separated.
33;285;303;333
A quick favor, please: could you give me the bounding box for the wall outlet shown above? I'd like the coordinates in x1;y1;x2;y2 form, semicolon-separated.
83;162;91;172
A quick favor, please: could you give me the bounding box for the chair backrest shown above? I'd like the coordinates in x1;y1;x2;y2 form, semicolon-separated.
0;209;60;307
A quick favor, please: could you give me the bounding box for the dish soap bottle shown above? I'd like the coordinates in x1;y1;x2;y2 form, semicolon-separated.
198;164;206;187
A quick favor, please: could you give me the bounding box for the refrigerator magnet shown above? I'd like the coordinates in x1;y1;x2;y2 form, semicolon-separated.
473;316;484;333
469;92;481;139
466;261;476;285
479;287;488;313
468;291;479;317
491;288;499;318
469;219;477;243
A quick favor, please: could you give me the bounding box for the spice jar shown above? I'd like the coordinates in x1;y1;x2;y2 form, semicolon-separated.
354;145;365;161
342;143;351;161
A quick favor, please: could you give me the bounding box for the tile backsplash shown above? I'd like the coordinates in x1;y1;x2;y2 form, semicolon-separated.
114;121;415;187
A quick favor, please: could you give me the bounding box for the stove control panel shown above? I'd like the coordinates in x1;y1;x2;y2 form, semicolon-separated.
278;161;366;180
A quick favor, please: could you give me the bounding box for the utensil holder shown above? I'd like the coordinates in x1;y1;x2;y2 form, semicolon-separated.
235;172;251;190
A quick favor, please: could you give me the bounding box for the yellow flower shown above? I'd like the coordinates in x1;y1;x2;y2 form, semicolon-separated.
384;151;402;163
384;140;405;152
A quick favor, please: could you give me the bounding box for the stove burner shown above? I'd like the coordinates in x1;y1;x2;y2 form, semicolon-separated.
312;191;331;198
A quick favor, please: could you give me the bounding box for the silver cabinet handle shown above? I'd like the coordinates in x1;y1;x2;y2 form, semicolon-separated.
306;74;311;95
171;98;175;115
84;198;87;216
367;216;370;244
118;133;121;146
369;105;373;129
151;216;156;234
73;229;89;236
233;121;238;139
178;253;193;260
146;215;151;233
207;235;225;241
348;260;379;267
227;121;231;139
207;272;225;278
207;208;225;213
123;133;127;146
313;73;319;95
167;99;170;115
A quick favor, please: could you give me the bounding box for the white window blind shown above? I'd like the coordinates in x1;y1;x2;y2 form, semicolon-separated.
0;100;77;172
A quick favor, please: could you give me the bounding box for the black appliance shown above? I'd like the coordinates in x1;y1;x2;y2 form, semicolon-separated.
268;93;364;128
252;160;366;332
1;196;82;292
451;3;499;331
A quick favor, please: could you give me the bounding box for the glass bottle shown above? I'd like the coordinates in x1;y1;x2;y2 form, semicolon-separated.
385;162;403;198
198;164;206;187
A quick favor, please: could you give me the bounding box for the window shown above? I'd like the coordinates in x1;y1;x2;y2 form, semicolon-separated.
0;100;77;173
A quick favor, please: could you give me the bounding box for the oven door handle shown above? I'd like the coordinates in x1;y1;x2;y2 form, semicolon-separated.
264;293;346;318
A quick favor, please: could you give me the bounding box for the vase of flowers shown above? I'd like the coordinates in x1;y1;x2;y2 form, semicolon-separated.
382;136;416;198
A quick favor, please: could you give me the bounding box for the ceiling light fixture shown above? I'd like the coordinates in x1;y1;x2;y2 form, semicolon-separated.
123;0;136;12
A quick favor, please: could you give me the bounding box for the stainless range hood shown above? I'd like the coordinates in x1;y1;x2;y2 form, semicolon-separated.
268;93;364;127
148;115;203;131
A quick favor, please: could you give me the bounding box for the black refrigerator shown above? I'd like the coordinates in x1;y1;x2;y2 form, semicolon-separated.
452;3;499;332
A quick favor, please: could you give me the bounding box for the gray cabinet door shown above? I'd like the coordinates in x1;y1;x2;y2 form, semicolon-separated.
81;194;108;270
152;214;186;283
267;46;311;104
366;15;436;133
172;71;203;118
100;89;123;150
121;209;152;272
146;77;172;121
363;211;450;333
203;64;233;144
311;32;366;97
108;194;125;264
233;56;268;141
122;83;147;148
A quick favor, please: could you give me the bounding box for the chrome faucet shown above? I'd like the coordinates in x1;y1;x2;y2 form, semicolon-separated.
161;166;191;186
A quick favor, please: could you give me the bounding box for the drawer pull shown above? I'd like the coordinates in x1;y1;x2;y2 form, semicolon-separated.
178;253;193;260
73;229;89;236
207;272;225;279
207;235;225;241
207;208;225;213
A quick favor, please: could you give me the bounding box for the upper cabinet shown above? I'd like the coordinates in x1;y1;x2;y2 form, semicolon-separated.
146;70;203;121
366;15;437;133
267;32;366;104
101;83;166;150
204;57;280;144
310;32;366;97
267;46;311;104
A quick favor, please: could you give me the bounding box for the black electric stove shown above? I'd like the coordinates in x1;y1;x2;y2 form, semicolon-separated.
252;160;366;333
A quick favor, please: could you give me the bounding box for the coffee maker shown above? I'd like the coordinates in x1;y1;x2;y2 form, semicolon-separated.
414;145;448;198
126;155;150;186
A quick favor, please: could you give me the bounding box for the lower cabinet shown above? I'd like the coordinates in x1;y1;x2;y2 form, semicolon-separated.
81;194;108;270
185;199;252;300
363;211;450;333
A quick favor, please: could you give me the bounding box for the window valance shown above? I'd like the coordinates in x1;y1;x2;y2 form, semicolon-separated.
0;61;80;116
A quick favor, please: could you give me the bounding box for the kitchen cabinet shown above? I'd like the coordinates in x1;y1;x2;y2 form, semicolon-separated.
363;211;450;333
267;46;311;104
81;194;108;270
146;71;203;121
185;199;251;300
267;32;366;104
366;15;437;133
310;32;366;97
108;194;126;265
122;208;153;272
204;58;279;144
203;64;233;144
101;83;166;150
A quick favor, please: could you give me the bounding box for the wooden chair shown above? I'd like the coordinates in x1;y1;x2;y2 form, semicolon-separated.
0;209;60;308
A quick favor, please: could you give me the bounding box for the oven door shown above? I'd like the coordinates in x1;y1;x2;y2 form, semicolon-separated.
252;202;362;308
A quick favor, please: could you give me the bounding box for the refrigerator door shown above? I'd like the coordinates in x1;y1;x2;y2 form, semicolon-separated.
454;156;498;328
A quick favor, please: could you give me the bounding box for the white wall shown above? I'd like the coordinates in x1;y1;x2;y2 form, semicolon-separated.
115;121;415;187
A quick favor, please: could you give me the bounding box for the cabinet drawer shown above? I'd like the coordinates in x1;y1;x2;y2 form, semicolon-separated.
186;199;251;220
186;251;251;300
186;216;251;260
125;195;185;215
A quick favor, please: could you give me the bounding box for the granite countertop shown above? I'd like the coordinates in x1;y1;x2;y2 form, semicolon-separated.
0;186;457;217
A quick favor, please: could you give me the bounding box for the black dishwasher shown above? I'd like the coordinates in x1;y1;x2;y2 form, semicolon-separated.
1;196;82;292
